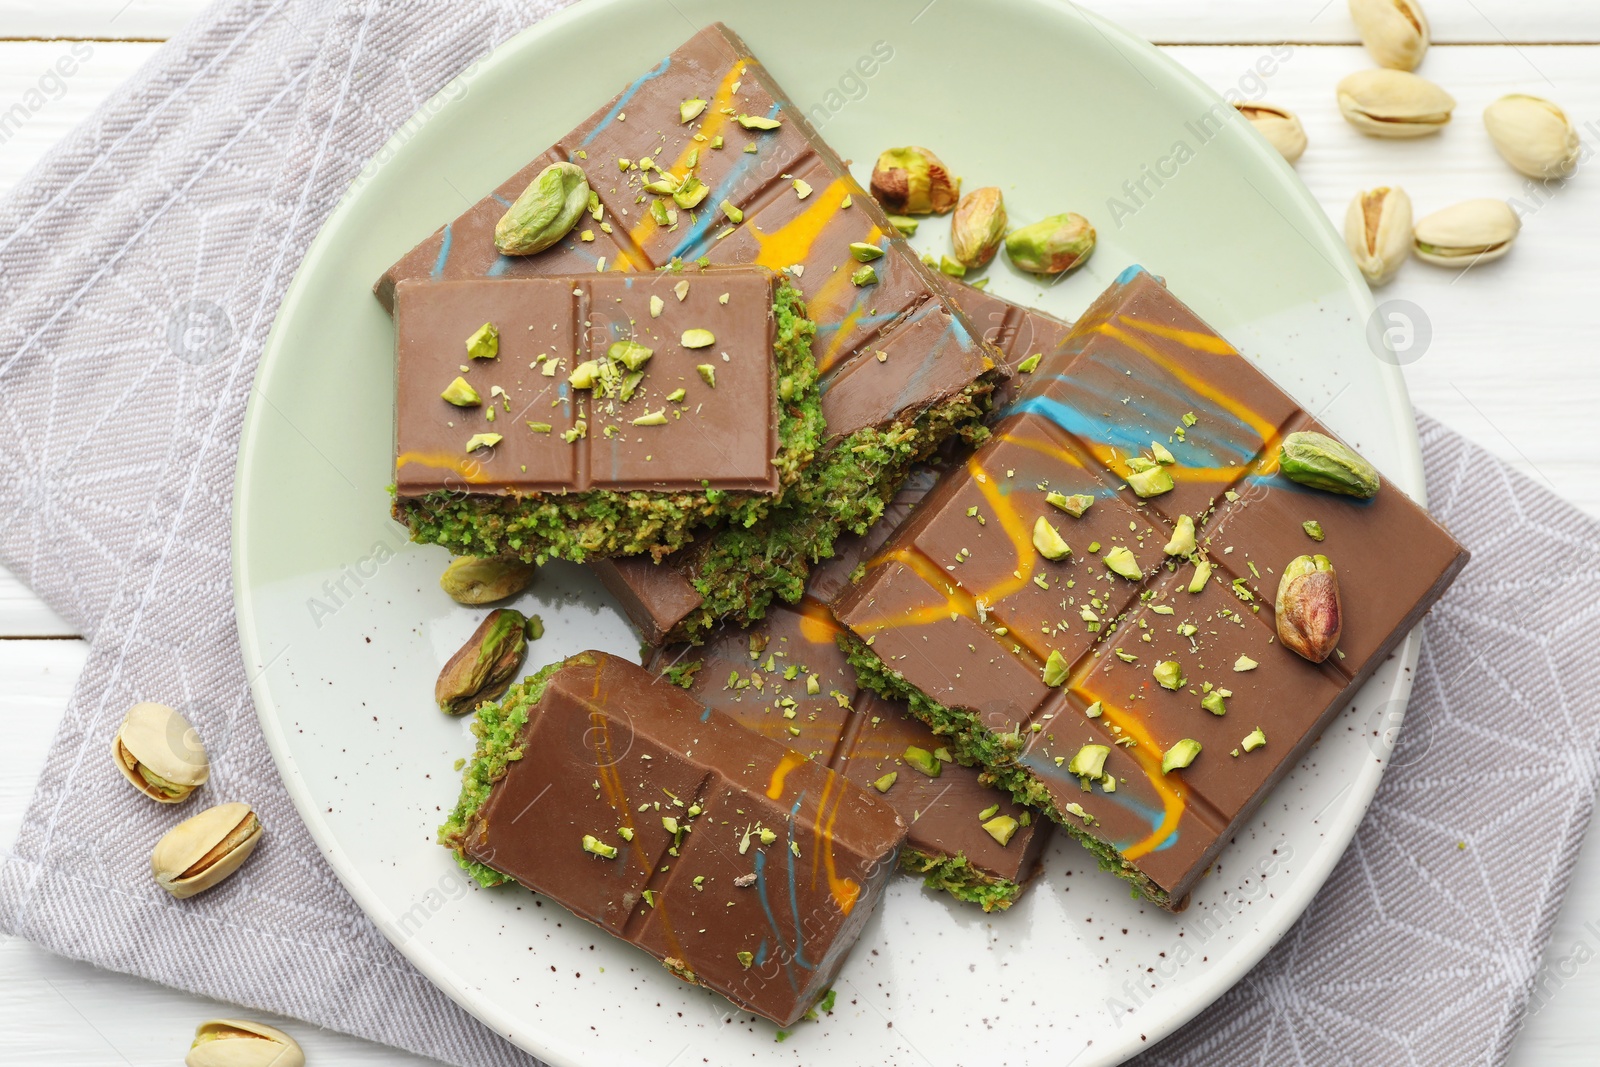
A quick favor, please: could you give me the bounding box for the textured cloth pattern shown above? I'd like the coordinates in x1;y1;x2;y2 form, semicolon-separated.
0;2;1591;1065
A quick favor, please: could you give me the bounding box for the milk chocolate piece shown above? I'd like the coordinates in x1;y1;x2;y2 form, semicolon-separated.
835;267;1469;909
441;651;905;1027
650;590;1048;911
392;266;822;562
379;23;1002;592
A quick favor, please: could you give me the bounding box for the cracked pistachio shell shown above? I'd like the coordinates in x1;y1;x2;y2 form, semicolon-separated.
439;556;538;604
1234;102;1308;163
1276;555;1343;663
1336;69;1454;138
494;161;590;255
1004;212;1095;275
186;1019;305;1067
870;146;959;215
151;802;263;899
950;187;1007;268
1349;0;1430;71
1412;198;1520;267
1484;94;1581;179
111;702;209;803
1343;186;1413;286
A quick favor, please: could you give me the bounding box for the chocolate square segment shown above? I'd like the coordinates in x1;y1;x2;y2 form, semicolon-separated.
392;269;780;496
835;268;1469;908
453;652;905;1028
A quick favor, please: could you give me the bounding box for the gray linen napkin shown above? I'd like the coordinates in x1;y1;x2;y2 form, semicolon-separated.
0;2;1590;1064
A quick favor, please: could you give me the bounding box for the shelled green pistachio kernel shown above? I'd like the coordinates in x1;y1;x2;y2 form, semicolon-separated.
1302;520;1325;541
1242;727;1267;752
938;256;966;278
1043;649;1070;687
1278;431;1380;498
439;556;537;604
1032;517;1071;560
849;241;884;262
851;264;878;286
440;376;480;407
465;321;499;360
903;746;942;778
1047;492;1095;517
680;329;715;349
1188;559;1213;593
1161;738;1202;774
1067;744;1110;780
1004;212;1095;275
950;186;1007;269
886;214;918;236
1153;660;1186;691
873;771;898;793
582;834;618;859
608;339;654;370
1202;690;1228;716
495;161;589;255
435;608;530;715
1016;352;1042;374
464;432;501;453
1102;546;1142;581
1125;465;1174;498
1164;515;1196;556
982;815;1019;846
696;364;716;387
870;145;959;215
680;97;707;123
978;804;1000;821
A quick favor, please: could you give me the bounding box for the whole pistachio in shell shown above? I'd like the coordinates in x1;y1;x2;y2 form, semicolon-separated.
436;608;530;715
111;701;209;803
1412;198;1521;267
950;187;1007;269
1336;69;1454;138
870;146;959;215
1276;555;1343;663
494;161;589;255
439;556;538;604
1343;185;1413;286
1349;0;1430;71
1004;212;1096;275
1484;94;1582;179
1234;102;1308;163
186;1019;305;1067
151;801;263;899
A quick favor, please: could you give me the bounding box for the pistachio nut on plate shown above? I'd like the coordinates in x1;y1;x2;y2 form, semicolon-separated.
151;801;263;899
439;555;538;604
436;607;532;715
950;187;1007;269
111;701;209;803
1004;212;1095;276
1343;185;1413;286
1483;94;1581;179
1276;554;1344;663
494;160;590;255
1349;0;1430;71
1234;102;1308;163
1336;69;1454;138
870;146;960;215
1412;198;1521;268
1278;431;1381;498
186;1019;305;1067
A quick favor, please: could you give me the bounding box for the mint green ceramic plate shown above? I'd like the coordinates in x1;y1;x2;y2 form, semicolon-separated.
235;1;1422;1063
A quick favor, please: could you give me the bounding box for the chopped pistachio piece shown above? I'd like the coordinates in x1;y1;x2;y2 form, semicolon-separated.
1164;515;1196;557
1202;690;1227;716
679;97;707;123
738;114;781;130
1161;738;1202;774
465;321;499;360
1062;802;1093;824
440;376;481;407
1032;516;1071;560
850;264;878;287
1102;545;1143;581
1153;660;1185;690
978;804;1000;821
1047;492;1095;517
465;432;502;452
982;815;1019;846
1068;744;1110;779
607;339;654;370
886;214;918;236
938;255;966;278
1126;465;1175;497
1016;353;1042;374
617;826;633;841
1042;649;1070;687
1084;700;1103;718
665;388;687;403
681;329;715;349
873;772;898;793
736;950;754;969
673;176;710;210
568;359;603;389
1303;519;1325;542
1151;441;1176;465
632;409;668;426
526;421;552;434
696;364;716;387
581;834;618;859
720;199;744;224
903;746;942;778
792;178;813;199
1242;727;1267;752
849;241;884;262
1188;559;1213;593
1234;655;1259;672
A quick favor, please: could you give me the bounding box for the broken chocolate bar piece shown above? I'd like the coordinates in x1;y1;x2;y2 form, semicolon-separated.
650;589;1049;911
440;651;906;1027
392;266;821;563
834;267;1469;909
378;22;1001;608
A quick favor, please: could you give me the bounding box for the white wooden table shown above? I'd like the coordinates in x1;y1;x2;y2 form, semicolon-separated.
1;1;1596;1063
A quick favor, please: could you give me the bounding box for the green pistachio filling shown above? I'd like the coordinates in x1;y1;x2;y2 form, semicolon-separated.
899;850;1026;912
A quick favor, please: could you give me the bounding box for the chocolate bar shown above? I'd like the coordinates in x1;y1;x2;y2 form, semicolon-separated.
834;267;1469;909
596;289;1073;645
377;23;1003;619
440;651;906;1027
391;267;821;562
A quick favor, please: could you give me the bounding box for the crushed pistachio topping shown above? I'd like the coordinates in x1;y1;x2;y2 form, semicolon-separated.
1032;516;1071;560
1153;660;1185;690
581;834;617;859
1016;353;1042;374
903;746;942;778
1042;649;1070;687
441;376;481;407
1084;700;1103;718
1102;545;1143;581
1234;655;1259;672
1161;738;1202;774
466;321;499;360
1126;465;1175;498
696;364;716;388
738;114;781;130
1242;727;1267;752
632;410;668;426
1047;491;1095;517
982;815;1020;845
681;329;715;349
850;264;878;287
465;433;501;453
849;241;884;262
679;97;707;123
1202;690;1227;716
1303;519;1325;541
721;199;744;224
1188;559;1213;593
1164;515;1196;556
1068;744;1110;780
873;771;898;793
978;804;1000;821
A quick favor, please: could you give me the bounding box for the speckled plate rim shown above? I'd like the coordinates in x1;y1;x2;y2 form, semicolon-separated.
234;0;1421;1063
